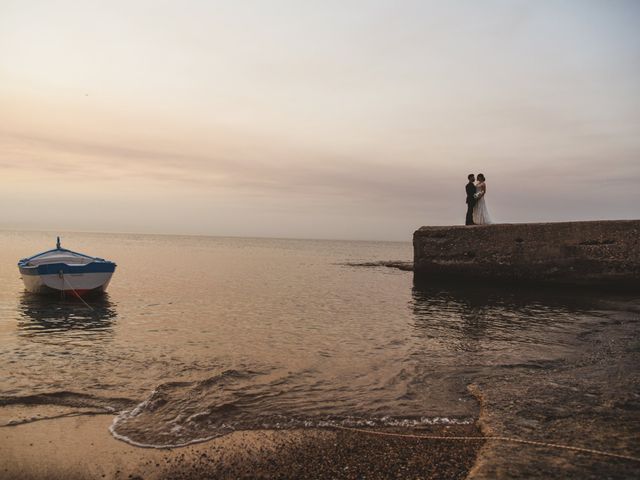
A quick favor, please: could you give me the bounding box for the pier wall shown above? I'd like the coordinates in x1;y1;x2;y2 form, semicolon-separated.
413;220;640;288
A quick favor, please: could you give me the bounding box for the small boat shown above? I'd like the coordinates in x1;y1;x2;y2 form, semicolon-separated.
18;237;116;296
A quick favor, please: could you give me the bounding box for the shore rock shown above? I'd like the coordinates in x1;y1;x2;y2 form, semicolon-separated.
413;220;640;288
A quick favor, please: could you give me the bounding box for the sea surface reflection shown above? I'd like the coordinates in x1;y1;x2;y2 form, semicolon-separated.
410;279;640;479
399;280;621;445
1;232;637;477
17;292;117;337
410;280;607;362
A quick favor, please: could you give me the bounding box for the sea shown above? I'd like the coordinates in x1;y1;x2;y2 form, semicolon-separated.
0;230;638;478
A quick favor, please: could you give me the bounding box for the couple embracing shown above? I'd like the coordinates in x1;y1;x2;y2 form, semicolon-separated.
465;173;492;225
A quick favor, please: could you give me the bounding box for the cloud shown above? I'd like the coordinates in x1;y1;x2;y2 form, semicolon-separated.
1;1;639;238
0;131;457;209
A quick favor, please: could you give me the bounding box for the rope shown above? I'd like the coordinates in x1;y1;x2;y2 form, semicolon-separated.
331;425;640;463
61;274;94;311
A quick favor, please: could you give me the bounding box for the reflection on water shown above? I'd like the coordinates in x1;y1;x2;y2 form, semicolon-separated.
17;292;117;336
410;279;608;362
411;279;640;479
411;283;640;479
411;278;602;317
2;232;638;475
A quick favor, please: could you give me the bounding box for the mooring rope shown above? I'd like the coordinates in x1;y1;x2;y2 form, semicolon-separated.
61;274;94;311
332;425;640;463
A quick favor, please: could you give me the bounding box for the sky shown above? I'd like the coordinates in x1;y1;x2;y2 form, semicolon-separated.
1;0;639;241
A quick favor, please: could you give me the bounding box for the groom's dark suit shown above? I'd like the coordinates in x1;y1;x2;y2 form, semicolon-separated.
465;181;476;225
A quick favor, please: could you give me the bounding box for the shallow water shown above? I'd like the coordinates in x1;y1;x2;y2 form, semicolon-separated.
0;230;638;476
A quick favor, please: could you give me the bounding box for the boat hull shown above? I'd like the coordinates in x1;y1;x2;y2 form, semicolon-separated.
17;240;117;296
20;271;114;295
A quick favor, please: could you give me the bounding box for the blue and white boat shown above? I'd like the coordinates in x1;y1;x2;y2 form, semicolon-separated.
18;237;116;296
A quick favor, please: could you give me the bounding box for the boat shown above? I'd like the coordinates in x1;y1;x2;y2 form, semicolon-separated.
18;237;116;296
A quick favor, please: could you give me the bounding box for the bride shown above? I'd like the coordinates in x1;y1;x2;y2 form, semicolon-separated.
473;173;492;225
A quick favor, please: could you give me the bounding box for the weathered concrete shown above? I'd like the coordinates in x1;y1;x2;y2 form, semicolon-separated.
413;220;640;289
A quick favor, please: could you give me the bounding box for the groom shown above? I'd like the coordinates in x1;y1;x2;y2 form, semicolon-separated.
465;173;476;225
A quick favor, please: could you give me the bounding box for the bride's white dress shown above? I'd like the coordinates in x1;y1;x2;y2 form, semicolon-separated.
473;182;492;225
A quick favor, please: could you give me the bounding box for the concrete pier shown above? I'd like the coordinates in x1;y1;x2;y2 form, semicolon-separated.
413;220;640;289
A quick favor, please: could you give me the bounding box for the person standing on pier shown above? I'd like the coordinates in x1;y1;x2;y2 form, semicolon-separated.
472;173;492;225
465;174;476;225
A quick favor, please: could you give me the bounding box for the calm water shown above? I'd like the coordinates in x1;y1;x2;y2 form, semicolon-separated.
1;231;638;477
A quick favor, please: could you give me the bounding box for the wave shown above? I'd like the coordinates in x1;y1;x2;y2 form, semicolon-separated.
0;390;137;410
109;413;474;449
3;410;114;427
108;369;474;448
0;391;138;427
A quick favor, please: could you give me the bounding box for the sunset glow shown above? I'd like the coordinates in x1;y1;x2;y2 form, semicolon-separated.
2;0;639;240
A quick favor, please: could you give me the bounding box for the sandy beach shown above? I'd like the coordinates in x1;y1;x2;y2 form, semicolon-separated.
1;414;483;479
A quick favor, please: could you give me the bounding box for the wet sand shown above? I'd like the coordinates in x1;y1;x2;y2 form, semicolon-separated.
1;415;484;479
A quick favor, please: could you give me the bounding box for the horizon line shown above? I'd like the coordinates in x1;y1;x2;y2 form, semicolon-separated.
0;226;414;244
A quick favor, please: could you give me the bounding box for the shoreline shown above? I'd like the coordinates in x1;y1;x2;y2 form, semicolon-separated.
1;414;484;479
